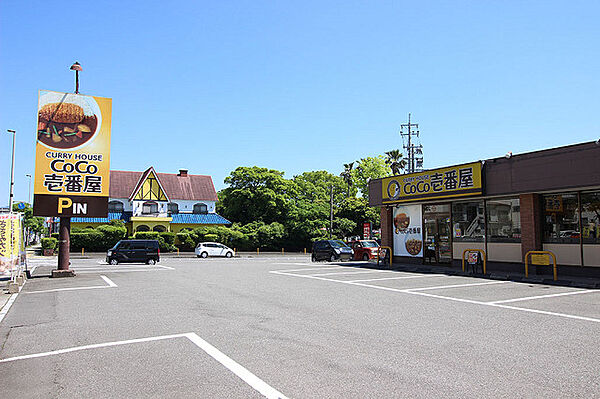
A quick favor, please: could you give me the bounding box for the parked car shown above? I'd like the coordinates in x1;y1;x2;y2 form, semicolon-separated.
311;240;354;262
195;242;234;258
351;240;380;261
106;240;160;265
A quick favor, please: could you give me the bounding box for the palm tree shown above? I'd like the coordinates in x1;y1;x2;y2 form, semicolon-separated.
340;162;354;198
385;150;406;175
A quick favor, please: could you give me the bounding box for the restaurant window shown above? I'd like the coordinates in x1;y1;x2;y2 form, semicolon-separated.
452;201;484;242
142;201;158;215
193;203;208;214
543;193;579;244
108;200;124;213
486;198;521;243
168;202;179;215
581;192;600;244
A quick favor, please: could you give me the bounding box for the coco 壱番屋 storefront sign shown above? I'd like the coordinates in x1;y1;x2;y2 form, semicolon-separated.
381;162;483;204
33;90;112;218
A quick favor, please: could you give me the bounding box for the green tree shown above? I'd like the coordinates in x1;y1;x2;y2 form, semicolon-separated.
12;203;45;245
287;171;348;247
351;156;391;199
384;149;407;175
217;166;294;224
340;162;355;198
335;197;380;237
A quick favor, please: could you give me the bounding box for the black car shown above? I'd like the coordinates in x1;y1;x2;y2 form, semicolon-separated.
106;240;160;265
311;240;354;262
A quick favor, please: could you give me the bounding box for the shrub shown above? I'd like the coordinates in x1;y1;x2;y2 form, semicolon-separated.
97;224;127;249
175;232;196;251
70;230;103;251
133;231;159;240
41;237;57;250
204;233;218;242
159;232;176;245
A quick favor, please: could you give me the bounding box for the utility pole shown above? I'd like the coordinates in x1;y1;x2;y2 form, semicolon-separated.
400;113;424;173
329;186;334;239
25;174;32;205
7;129;16;212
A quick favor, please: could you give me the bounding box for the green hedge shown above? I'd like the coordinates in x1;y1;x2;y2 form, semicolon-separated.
132;231;174;252
175;232;196;251
71;225;127;252
41;237;57;250
133;231;159;239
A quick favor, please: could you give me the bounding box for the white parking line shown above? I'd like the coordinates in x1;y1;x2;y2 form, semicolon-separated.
155;265;175;270
0;332;288;399
100;275;118;287
271;266;347;273
26;275;117;294
270;270;600;324
272;263;316;266
0;293;20;324
488;289;596;304
185;333;288;399
310;270;387;277
348;275;443;283
406;280;510;291
76;269;166;274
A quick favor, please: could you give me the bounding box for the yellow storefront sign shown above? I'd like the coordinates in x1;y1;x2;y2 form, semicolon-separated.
382;162;483;204
33;90;112;217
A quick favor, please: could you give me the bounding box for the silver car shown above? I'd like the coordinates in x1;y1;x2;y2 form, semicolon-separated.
195;242;234;258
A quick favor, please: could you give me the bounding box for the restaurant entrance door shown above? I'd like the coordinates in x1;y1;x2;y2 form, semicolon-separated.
424;204;452;264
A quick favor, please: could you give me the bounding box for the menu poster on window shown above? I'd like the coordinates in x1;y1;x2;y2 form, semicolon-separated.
33;90;112;217
393;205;423;257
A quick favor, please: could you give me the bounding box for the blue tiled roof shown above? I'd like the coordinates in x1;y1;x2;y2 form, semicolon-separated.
67;212;132;224
66;212;230;225
171;213;231;225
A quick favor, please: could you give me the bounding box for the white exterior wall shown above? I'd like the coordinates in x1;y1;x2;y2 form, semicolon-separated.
172;199;216;213
108;198;216;215
109;198;133;212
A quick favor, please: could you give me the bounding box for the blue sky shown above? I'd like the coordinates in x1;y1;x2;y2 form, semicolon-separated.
1;1;599;205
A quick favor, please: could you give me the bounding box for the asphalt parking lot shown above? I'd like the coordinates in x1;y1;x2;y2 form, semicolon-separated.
1;255;599;398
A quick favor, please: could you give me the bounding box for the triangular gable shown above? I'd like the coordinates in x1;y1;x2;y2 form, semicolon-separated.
129;167;170;202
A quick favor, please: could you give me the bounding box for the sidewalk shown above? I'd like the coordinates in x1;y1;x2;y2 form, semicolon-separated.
364;260;600;289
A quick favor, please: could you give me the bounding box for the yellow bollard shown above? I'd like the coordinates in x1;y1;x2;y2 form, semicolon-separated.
177;248;180;257
82;248;84;256
234;248;237;255
304;248;306;254
281;248;284;255
257;248;259;255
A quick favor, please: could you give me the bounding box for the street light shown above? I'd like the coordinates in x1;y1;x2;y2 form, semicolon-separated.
70;61;82;94
25;174;32;205
7;129;16;212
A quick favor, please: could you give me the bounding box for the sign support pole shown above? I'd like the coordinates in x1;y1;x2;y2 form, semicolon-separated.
53;62;83;278
57;217;71;271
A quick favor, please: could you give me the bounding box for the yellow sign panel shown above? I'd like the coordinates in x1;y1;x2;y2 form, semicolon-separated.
531;254;550;265
382;162;483;204
33;90;112;217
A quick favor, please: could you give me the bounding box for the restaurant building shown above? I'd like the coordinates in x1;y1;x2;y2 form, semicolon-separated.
368;141;600;277
70;167;230;233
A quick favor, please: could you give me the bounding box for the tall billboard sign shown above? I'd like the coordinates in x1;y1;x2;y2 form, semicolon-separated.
33;90;112;217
